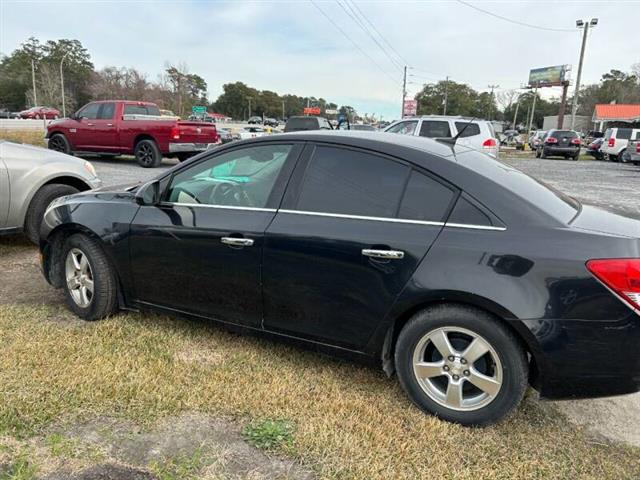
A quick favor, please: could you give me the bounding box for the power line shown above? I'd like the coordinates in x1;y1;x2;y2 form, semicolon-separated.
309;0;400;86
455;0;574;32
347;0;410;66
335;0;403;71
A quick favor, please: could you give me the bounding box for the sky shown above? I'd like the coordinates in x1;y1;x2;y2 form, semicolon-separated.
1;0;638;119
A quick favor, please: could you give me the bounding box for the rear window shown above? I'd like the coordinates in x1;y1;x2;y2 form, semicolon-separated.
285;117;320;131
454;122;481;138
124;104;160;116
550;130;577;139
615;128;632;140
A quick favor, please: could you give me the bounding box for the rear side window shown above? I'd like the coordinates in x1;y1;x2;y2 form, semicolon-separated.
146;105;160;116
616;128;632;140
419;120;451;138
448;195;493;227
124;105;147;115
398;170;456;222
295;146;409;218
454;122;481;138
97;103;115;119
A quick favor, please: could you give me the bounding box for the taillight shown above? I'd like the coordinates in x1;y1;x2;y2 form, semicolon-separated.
571;138;581;145
587;259;640;310
608;138;615;147
636;143;640;153
170;126;180;140
546;137;558;144
482;138;497;148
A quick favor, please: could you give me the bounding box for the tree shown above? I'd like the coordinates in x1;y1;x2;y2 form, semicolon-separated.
576;68;640;117
165;63;208;117
415;80;495;118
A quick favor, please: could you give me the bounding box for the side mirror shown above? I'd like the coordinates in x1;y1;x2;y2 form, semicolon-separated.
135;180;160;206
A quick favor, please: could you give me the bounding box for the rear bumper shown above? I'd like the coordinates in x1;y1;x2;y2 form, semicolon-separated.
543;146;580;155
168;142;220;153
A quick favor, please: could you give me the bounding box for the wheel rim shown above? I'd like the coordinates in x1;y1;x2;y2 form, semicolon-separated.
65;248;94;308
138;144;153;165
50;136;66;152
412;327;503;412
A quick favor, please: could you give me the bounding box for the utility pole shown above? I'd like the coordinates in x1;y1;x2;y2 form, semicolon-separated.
31;58;38;106
512;96;520;130
443;76;449;115
571;18;597;130
557;81;570;129
247;97;252;120
487;84;499;120
527;87;538;134
401;65;407;118
59;52;70;118
282;100;285;120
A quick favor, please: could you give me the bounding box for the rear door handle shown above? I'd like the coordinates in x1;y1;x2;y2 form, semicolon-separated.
86;123;95;126
106;123;114;127
221;237;254;247
362;249;404;260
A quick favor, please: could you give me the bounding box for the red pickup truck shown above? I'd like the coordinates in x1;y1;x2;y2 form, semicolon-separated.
46;100;220;167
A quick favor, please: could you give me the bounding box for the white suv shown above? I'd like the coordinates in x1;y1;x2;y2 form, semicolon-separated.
384;116;499;157
601;127;640;162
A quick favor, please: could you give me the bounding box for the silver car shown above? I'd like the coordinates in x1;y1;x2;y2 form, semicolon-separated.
0;141;101;243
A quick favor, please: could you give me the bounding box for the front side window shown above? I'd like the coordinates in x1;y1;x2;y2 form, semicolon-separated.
166;144;293;208
387;121;418;135
419;120;451;138
78;103;100;120
98;103;115;120
295;146;409;218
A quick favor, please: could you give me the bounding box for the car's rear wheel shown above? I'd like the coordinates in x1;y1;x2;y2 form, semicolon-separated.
61;234;118;320
134;139;161;168
48;133;71;155
618;149;627;163
395;304;528;426
24;184;79;244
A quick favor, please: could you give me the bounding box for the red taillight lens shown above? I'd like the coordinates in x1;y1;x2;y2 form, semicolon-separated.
482;138;497;148
170;126;180;140
546;137;558;144
608;138;615;147
571;138;581;145
636;143;640;153
587;259;640;309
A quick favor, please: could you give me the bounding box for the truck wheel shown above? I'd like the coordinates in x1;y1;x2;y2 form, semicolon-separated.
135;139;161;168
24;184;79;244
48;133;71;155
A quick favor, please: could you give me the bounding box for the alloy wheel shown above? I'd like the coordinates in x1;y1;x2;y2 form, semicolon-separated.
65;248;94;308
138;144;153;166
49;136;66;152
412;327;503;411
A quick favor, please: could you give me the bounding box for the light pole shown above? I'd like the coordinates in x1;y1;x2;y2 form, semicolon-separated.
487;84;499;121
571;18;598;130
60;52;70;118
31;58;38;106
247;97;252;120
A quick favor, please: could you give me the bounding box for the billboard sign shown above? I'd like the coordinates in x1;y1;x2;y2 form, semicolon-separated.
403;99;417;116
303;107;321;115
325;108;339;115
528;65;568;87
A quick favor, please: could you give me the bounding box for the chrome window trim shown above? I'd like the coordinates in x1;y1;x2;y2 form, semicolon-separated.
444;222;506;232
161;202;277;213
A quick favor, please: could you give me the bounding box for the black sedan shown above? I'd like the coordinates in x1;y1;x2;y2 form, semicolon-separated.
40;132;640;426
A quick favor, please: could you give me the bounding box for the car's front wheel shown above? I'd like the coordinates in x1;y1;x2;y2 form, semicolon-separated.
395;305;528;426
48;133;71;155
61;234;118;320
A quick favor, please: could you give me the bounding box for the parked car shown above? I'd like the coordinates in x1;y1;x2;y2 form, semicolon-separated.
248;116;263;125
601;127;640;162
0;108;18;119
350;124;377;132
46;100;220;167
535;129;581;160
621;138;640;164
384;116;499;158
217;127;236;144
18;106;60;120
263;118;279;128
237;126;269;140
40;131;640;426
0;141;101;243
528;130;547;150
284;116;333;132
586;137;604;160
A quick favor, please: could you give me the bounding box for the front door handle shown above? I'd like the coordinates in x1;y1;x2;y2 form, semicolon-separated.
86;123;95;126
221;237;254;247
362;249;404;260
106;123;114;127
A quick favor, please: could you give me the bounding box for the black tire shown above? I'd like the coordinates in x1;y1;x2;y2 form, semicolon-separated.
572;153;580;161
24;184;79;244
535;148;540;158
134;139;161;168
48;133;71;155
618;149;627;163
60;234;118;320
540;149;547;159
394;304;528;426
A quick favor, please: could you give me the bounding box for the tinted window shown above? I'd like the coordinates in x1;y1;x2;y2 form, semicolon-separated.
550;130;577;139
296;146;409;218
419;120;451;138
97;103;115;120
454;122;481;138
78;103;100;120
616;128;632;140
448;196;493;226
387;121;418;135
124;105;148;115
285;117;319;131
399;170;455;222
166;144;292;207
146;105;161;116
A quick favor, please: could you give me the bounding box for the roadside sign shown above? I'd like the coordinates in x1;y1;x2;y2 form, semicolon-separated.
325;109;338;115
303;107;321;115
403;99;417;116
192;105;207;115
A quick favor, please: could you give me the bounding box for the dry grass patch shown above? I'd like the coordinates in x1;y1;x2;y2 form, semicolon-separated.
0;304;638;479
0;129;46;148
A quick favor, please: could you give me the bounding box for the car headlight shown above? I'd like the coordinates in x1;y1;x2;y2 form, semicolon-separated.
83;161;97;177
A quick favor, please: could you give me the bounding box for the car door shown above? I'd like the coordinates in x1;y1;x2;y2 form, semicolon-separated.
128;142;302;327
262;144;458;350
91;102;119;151
72;102;101;149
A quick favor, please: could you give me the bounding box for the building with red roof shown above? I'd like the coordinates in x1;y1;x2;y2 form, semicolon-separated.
592;104;640;129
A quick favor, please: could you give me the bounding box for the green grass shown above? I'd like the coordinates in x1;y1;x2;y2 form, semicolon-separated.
150;448;209;480
243;419;295;452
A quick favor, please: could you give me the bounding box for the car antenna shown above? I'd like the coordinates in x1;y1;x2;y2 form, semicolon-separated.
436;117;477;147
